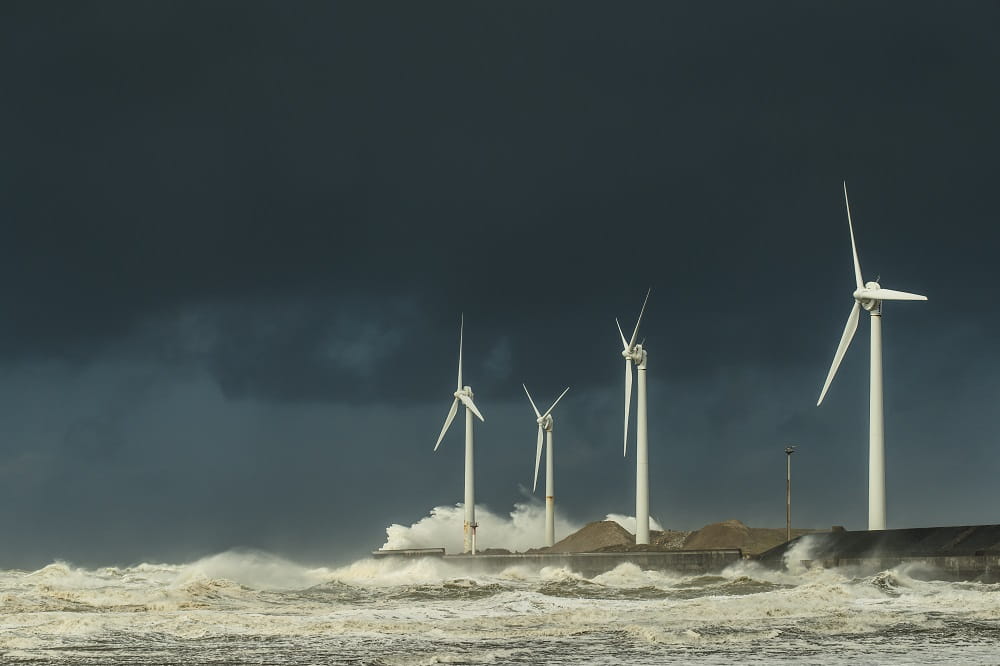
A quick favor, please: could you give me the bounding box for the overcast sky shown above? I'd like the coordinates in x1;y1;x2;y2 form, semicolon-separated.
2;2;998;568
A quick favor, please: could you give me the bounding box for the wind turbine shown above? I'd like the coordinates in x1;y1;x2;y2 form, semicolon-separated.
522;384;570;548
434;315;486;553
617;288;652;545
817;182;927;531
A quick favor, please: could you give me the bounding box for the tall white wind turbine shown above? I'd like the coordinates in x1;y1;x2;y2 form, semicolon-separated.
617;288;653;545
817;183;927;531
434;315;486;553
522;384;570;548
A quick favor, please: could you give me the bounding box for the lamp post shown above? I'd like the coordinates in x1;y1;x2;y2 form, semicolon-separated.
785;446;797;542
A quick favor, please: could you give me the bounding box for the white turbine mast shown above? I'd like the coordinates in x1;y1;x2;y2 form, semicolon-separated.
433;314;486;553
522;384;570;548
817;182;927;531
616;287;653;545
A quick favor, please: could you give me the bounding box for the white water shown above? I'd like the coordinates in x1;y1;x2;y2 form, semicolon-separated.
384;502;581;552
383;503;661;552
3;548;1000;664
605;513;664;534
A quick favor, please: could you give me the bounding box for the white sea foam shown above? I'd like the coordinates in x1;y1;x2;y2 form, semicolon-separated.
4;550;1000;664
780;532;831;575
382;502;583;553
604;513;664;533
174;550;332;591
328;556;475;587
590;562;683;588
382;503;666;554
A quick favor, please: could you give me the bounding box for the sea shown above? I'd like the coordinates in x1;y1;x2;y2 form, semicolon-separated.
3;507;999;664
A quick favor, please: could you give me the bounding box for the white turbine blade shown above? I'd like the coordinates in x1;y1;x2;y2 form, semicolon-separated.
616;317;628;350
457;314;464;392
817;301;861;406
627;288;651;350
532;425;544;492
843;182;864;290
523;383;541;418
623;360;633;456
434;398;460;451
541;386;570;420
869;288;928;302
459;393;485;422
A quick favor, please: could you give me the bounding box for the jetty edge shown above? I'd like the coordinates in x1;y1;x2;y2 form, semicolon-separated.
372;548;743;578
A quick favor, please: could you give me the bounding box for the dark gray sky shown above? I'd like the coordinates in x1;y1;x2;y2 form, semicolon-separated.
2;2;998;568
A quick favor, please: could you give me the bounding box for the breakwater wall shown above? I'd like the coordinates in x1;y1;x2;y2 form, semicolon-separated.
374;549;743;577
757;524;1000;582
800;554;1000;582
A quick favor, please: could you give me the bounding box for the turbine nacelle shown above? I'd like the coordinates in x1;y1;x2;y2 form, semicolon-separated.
854;281;882;311
623;343;646;365
536;413;553;431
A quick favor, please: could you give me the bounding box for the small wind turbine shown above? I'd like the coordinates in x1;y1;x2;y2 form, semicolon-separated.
522;384;570;548
434;315;486;553
817;182;927;531
617;288;652;545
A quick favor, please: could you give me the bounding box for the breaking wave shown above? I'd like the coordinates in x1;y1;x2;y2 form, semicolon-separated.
382;502;583;552
382;503;663;553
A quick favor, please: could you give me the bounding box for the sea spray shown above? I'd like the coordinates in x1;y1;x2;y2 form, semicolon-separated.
329;555;474;587
175;550;332;591
604;513;664;534
382;502;582;553
383;503;665;553
782;533;821;574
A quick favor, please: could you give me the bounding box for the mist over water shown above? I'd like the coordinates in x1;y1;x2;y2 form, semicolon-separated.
4;546;1000;665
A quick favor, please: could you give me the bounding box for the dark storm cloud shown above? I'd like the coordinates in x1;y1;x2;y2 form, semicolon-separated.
1;2;999;566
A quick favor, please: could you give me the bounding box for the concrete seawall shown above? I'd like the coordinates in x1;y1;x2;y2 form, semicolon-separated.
797;554;1000;582
757;524;1000;582
374;549;743;577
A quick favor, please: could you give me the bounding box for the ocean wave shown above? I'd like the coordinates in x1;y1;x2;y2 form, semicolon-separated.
4;551;1000;664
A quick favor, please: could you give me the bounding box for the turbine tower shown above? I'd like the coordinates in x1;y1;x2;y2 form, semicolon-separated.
617;288;652;545
522;384;570;548
434;315;486;553
817;183;927;531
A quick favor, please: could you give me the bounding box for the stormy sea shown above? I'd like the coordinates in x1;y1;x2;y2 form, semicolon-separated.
3;507;999;665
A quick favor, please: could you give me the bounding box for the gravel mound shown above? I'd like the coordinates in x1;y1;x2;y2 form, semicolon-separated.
682;519;820;555
542;521;634;553
527;519;818;555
